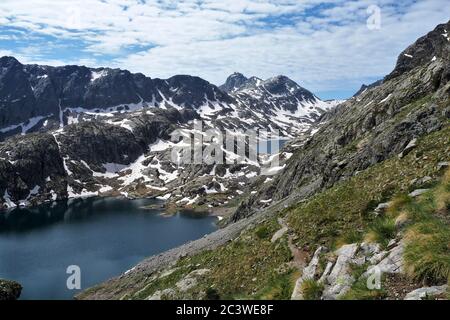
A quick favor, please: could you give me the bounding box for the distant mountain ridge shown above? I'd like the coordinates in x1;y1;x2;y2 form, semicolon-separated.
0;59;339;139
0;57;229;132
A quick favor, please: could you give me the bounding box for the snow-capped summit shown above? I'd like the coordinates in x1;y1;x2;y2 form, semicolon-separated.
219;73;341;136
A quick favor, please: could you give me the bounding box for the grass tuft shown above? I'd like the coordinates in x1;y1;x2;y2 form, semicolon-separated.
366;217;396;247
255;225;271;240
403;220;450;284
340;277;387;300
301;279;324;300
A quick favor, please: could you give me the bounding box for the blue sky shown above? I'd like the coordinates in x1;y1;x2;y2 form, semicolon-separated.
0;0;448;99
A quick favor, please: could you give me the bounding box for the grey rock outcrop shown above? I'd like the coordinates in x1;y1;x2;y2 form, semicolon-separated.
291;246;324;300
404;285;448;300
0;279;22;300
408;189;430;198
322;243;359;299
398;138;417;158
365;241;404;275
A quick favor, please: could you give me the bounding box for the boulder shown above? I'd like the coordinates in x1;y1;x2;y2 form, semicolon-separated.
0;279;22;300
404;285;447;300
365;241;404;276
360;242;381;256
270;226;288;243
373;202;390;216
398;138;417;159
322;243;359;300
175;269;210;293
437;161;449;171
408;189;430;197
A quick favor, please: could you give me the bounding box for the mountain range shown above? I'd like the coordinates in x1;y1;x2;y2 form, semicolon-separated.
0;58;337;140
0;57;340;210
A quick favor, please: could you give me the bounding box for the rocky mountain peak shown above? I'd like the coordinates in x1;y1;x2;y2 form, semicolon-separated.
219;72;249;93
385;19;450;81
0;56;21;69
353;79;383;97
262;75;307;95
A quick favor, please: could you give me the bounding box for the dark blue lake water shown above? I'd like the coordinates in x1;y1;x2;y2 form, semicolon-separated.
0;197;217;300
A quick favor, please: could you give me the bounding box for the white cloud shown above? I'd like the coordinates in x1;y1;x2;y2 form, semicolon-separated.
0;0;448;97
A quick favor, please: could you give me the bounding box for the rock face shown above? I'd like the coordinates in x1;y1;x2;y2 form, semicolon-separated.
0;133;67;208
385;21;450;81
233;20;450;221
0;279;22;300
404;285;448;300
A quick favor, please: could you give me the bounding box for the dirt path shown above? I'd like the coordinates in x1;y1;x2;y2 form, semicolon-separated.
276;217;308;270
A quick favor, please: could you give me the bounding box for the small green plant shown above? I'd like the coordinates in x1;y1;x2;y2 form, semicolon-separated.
341;277;387;300
301;279;324;300
337;230;363;247
387;193;412;216
205;287;220;300
255;225;271;239
367;217;396;247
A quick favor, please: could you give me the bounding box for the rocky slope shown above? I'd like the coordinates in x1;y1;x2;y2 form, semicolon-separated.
78;20;450;300
233;19;450;221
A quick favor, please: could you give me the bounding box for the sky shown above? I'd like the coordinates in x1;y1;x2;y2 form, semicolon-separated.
0;1;448;100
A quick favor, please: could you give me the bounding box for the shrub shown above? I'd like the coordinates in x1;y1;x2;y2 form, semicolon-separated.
205;287;220;300
255;225;271;239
